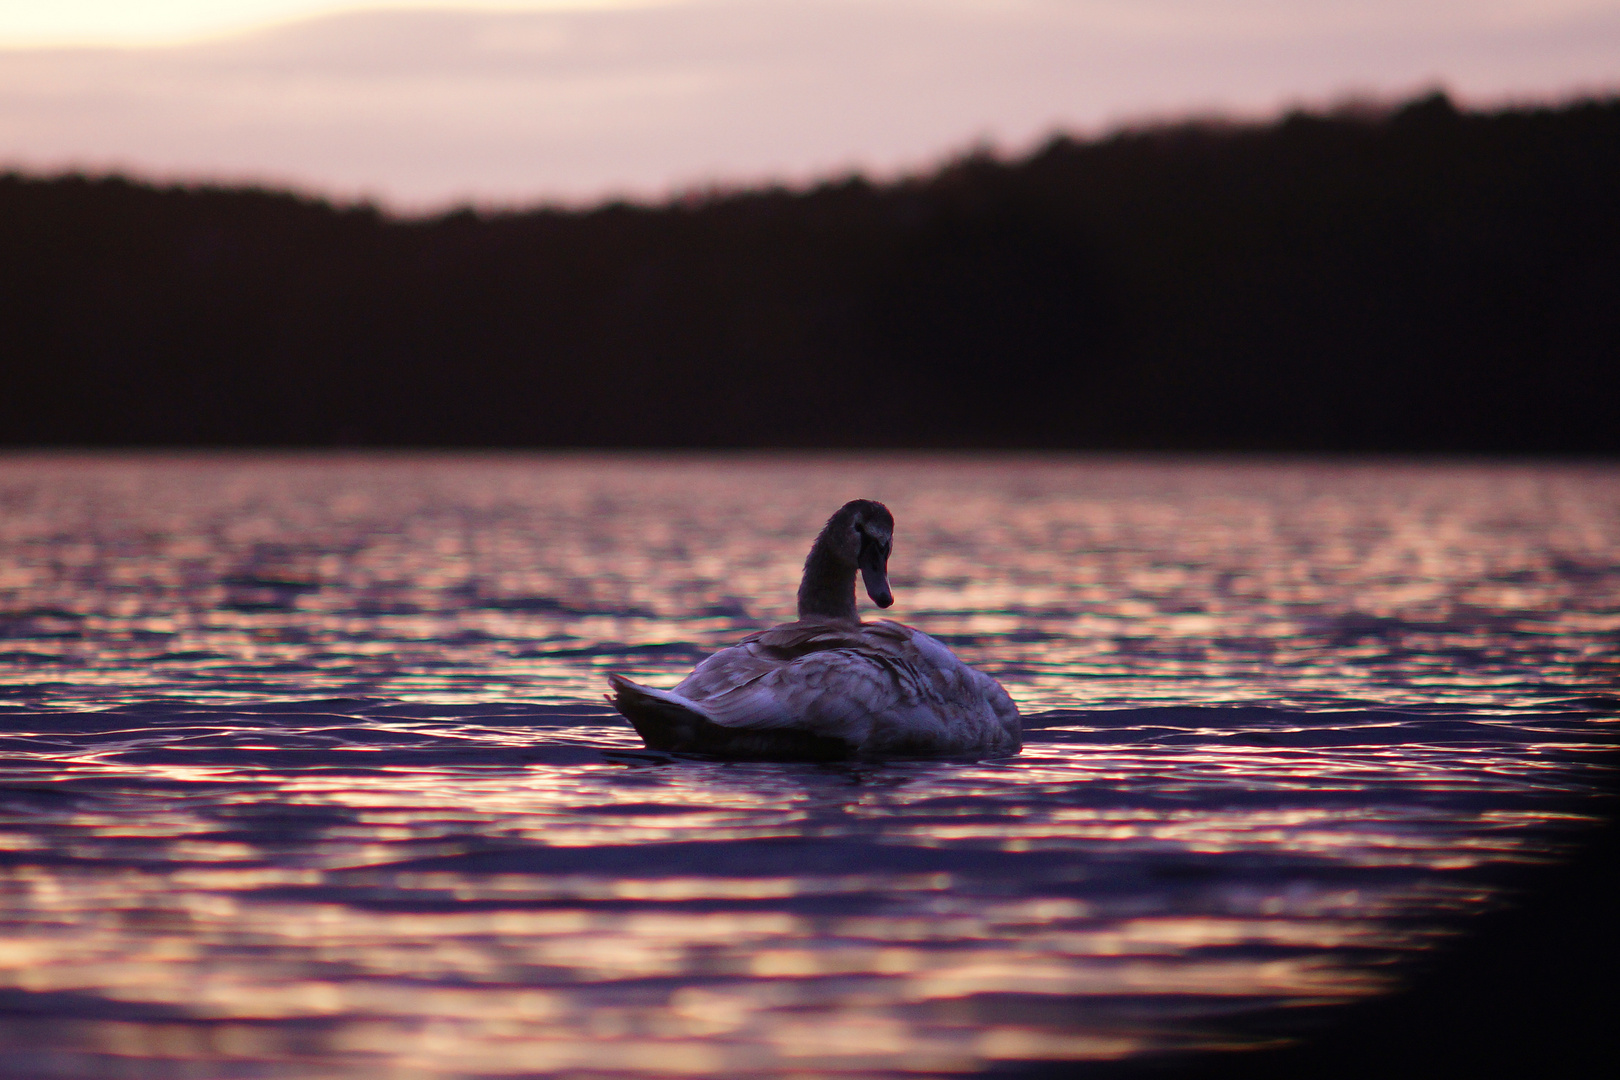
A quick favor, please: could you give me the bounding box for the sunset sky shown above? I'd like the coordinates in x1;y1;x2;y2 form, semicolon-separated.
2;1;1616;210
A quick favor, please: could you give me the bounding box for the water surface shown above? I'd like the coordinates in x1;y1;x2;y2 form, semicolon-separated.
0;453;1615;1078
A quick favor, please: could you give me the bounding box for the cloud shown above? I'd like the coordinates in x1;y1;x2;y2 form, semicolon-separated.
2;0;1617;210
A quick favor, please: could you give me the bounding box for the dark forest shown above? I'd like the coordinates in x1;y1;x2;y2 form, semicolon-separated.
3;92;1617;452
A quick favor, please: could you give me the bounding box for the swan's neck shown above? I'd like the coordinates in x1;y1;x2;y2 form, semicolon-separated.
797;536;858;624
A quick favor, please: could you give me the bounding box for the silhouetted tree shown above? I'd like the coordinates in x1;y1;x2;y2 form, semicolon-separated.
2;93;1616;452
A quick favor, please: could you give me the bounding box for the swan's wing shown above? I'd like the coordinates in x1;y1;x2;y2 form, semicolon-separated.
663;619;1020;753
671;624;910;740
695;649;903;739
674;621;874;701
889;624;1014;703
871;623;1023;752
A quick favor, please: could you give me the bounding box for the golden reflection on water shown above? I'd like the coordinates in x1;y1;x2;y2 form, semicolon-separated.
0;454;1616;1077
1;727;1609;1077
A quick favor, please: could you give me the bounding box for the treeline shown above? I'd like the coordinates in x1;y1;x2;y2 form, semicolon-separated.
3;92;1617;452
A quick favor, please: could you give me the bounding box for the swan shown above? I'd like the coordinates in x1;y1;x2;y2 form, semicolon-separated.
607;499;1021;759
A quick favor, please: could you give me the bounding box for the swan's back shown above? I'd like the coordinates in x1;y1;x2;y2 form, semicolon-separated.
611;619;1020;758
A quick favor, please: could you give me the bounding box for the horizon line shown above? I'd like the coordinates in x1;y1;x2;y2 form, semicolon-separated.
5;87;1614;218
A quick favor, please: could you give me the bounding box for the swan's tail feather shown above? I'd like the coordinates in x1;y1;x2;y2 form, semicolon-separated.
607;674;722;751
606;673;855;759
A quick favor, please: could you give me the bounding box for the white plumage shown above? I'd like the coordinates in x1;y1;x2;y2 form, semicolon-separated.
608;500;1021;759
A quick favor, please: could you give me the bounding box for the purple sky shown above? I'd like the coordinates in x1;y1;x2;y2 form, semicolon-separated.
2;1;1616;211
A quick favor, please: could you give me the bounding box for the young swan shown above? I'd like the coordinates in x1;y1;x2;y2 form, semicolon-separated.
608;499;1021;759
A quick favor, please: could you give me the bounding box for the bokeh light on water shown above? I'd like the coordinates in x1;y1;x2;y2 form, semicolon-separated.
0;453;1615;1077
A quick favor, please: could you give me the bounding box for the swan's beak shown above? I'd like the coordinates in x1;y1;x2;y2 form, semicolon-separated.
859;543;893;608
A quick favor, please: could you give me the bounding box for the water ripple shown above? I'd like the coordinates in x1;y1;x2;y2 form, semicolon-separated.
0;453;1615;1077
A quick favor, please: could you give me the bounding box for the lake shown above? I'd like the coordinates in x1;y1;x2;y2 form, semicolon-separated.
0;452;1615;1078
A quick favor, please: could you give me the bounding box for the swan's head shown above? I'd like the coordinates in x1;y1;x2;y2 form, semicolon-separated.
831;499;894;609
